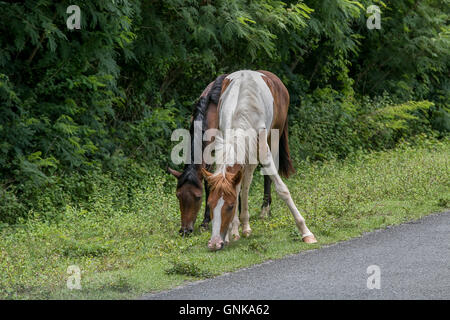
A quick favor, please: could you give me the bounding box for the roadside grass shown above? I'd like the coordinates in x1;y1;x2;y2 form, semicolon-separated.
0;138;448;299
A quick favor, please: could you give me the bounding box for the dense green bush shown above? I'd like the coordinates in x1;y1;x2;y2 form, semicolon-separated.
0;0;448;222
289;89;436;161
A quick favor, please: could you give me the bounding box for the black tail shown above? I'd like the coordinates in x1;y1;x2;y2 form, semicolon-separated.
279;121;295;178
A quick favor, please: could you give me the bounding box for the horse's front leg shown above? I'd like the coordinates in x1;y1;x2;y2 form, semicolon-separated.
260;175;272;219
240;165;257;237
227;184;241;243
200;179;211;230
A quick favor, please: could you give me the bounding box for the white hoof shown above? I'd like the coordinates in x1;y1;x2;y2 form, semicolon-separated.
302;234;317;244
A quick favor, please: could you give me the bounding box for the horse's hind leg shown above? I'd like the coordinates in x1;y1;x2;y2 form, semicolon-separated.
270;172;316;242
260;175;271;219
260;143;316;243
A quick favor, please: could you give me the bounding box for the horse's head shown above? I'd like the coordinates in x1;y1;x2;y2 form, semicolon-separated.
168;167;203;236
202;165;242;251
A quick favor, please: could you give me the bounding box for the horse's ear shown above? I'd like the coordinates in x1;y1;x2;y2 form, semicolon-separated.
232;170;243;186
201;167;212;181
167;167;182;179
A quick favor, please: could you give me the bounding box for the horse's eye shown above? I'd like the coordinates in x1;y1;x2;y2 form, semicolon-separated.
227;205;234;211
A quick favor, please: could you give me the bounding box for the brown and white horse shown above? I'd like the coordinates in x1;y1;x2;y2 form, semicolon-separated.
202;70;317;250
168;75;274;236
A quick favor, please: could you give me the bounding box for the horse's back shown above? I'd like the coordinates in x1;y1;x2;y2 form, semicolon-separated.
219;70;277;131
219;70;289;132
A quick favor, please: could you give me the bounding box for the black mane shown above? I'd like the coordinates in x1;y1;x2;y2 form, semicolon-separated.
177;74;226;189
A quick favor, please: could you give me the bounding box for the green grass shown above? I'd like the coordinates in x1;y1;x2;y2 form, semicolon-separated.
0;138;449;299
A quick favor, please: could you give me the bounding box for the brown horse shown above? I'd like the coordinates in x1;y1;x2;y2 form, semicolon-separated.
168;75;274;236
167;75;224;235
201;70;317;250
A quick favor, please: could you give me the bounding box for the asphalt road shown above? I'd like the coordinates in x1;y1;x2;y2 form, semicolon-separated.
143;211;450;300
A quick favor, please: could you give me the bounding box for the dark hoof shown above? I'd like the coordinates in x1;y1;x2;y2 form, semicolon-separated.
200;221;209;231
179;228;193;237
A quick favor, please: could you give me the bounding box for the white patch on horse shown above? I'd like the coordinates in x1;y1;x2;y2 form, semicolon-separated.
221;70;274;131
215;71;274;174
211;197;224;239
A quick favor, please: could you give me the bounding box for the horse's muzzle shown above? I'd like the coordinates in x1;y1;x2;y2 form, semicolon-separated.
208;236;224;251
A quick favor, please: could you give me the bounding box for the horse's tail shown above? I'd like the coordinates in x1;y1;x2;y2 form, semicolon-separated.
278;121;295;178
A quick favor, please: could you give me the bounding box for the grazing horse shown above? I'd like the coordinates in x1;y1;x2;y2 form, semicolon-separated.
168;75;274;236
167;75;225;235
202;70;317;250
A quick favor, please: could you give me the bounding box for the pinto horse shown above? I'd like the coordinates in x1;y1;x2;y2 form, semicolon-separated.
201;70;317;250
168;75;274;236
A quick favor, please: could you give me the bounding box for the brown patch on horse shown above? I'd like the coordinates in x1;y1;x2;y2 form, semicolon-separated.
258;70;295;178
258;70;289;133
205;101;219;146
220;77;232;96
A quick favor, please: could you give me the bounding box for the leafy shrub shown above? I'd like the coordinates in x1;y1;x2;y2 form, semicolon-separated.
165;259;215;278
289;88;437;162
